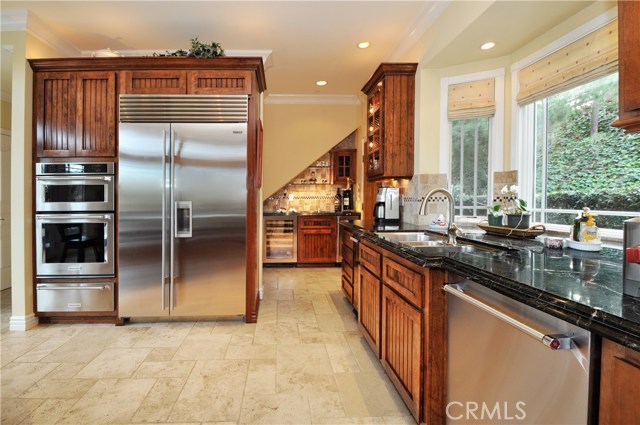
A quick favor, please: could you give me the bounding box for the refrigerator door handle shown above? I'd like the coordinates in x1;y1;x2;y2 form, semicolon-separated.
175;201;193;238
170;130;176;310
161;129;167;310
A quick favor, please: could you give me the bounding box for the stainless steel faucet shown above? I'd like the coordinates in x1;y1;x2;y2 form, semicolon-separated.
419;187;461;245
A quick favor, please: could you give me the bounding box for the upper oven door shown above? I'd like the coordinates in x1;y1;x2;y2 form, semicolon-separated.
35;213;115;277
35;175;115;212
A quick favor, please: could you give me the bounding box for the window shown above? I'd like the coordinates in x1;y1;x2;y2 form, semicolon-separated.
440;69;504;220
530;72;640;230
451;117;490;217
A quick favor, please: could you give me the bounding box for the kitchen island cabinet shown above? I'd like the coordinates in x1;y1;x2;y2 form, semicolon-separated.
599;338;640;423
355;237;447;424
613;0;640;133
340;226;356;305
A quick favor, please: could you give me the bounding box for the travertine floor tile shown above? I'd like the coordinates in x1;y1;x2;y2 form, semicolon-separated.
168;359;248;422
75;347;152;378
239;392;311;424
0;269;412;425
56;378;155;424
172;333;231;360
131;377;186;423
19;377;97;399
133;360;195;378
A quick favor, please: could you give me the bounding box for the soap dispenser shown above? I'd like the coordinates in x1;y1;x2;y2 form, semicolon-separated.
579;211;601;243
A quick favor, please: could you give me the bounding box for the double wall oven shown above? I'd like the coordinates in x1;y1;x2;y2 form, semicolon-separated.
34;162;115;312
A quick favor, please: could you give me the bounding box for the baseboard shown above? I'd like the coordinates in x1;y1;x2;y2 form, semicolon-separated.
9;314;39;331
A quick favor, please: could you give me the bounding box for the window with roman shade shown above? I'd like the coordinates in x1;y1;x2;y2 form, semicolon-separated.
516;19;618;105
447;78;496;120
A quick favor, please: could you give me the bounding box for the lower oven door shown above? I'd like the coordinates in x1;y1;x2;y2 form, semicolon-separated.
36;283;114;312
35;213;115;277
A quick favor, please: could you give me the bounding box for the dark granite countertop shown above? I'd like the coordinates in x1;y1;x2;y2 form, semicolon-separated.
342;220;640;352
264;211;361;217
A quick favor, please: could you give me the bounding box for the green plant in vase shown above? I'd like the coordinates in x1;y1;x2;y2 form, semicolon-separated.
501;185;530;229
487;203;504;226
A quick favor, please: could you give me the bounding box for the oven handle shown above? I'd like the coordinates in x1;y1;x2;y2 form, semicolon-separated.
36;284;111;291
36;175;113;182
161;129;167;311
443;284;573;350
35;214;113;221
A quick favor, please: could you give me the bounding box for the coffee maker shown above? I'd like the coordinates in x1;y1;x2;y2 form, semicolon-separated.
623;217;640;298
374;187;400;222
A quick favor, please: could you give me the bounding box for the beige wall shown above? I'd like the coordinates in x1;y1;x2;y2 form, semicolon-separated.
5;30;65;329
262;101;362;199
412;1;616;177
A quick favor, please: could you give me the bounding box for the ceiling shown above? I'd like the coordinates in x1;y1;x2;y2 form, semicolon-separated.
1;1;601;101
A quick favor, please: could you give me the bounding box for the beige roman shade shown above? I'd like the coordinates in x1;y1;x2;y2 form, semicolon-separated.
517;20;618;105
448;78;495;120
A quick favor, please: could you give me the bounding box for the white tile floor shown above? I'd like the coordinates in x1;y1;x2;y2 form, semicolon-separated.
1;267;413;424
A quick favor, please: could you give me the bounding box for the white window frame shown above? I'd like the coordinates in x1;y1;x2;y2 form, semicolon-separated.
439;68;505;218
511;7;626;240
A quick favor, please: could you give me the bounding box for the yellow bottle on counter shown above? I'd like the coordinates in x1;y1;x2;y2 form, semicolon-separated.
579;211;601;243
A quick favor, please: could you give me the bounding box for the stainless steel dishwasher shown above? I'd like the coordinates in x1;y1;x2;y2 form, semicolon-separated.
445;279;592;424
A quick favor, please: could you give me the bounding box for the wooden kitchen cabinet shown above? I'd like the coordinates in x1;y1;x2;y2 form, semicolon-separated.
34;71;116;157
119;69;252;95
599;338;640;424
382;284;422;420
361;63;417;180
341;228;355;303
358;241;383;357
613;0;640;133
119;70;187;94
297;215;337;264
331;148;357;185
355;237;447;424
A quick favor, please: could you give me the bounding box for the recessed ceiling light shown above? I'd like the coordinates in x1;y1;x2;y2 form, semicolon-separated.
481;42;495;50
316;80;327;86
358;41;370;49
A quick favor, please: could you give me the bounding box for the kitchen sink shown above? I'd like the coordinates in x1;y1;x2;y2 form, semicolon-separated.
375;232;444;243
374;231;502;256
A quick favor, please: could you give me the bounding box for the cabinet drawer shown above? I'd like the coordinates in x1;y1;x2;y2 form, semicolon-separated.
383;257;424;309
360;243;381;276
342;263;353;284
298;216;336;229
342;275;353;301
342;244;354;267
342;230;355;250
36;283;114;312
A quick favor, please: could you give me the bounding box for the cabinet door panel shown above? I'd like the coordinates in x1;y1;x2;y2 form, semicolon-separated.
75;72;116;156
119;70;187;94
359;243;381;276
383;257;424;309
188;70;252;94
35;72;76;157
359;266;381;357
382;285;422;421
599;338;640;424
298;228;336;263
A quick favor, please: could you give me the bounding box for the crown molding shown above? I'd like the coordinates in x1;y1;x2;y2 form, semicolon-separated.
388;0;450;62
79;48;273;67
264;94;362;106
1;9;80;57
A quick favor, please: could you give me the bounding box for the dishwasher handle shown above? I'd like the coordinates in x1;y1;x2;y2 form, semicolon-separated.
444;284;573;350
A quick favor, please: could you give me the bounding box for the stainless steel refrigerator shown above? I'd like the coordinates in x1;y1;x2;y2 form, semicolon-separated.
118;95;248;319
